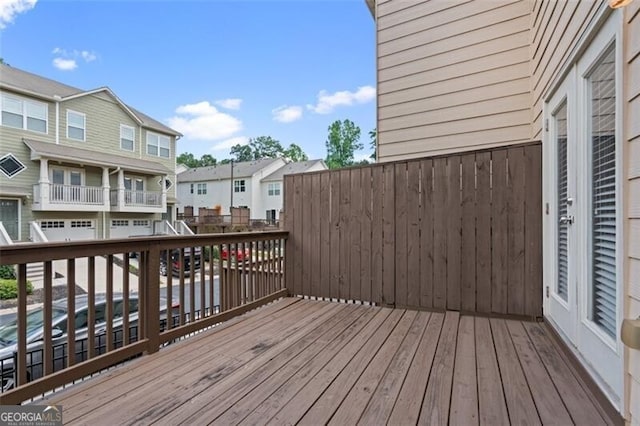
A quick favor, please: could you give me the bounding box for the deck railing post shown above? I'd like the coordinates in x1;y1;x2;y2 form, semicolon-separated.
145;246;161;354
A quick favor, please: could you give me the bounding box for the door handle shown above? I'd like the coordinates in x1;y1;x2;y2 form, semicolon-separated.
559;215;574;225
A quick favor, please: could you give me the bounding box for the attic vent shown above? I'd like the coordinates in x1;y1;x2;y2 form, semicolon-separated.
0;153;26;178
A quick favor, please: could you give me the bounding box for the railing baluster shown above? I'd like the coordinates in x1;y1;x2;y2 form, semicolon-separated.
16;264;27;387
43;261;53;376
178;249;185;325
106;255;114;352
138;252;146;341
188;247;195;321
145;246;160;354
199;245;206;319
66;259;76;368
218;244;225;312
208;244;215;314
122;254;130;345
87;257;95;359
166;250;173;330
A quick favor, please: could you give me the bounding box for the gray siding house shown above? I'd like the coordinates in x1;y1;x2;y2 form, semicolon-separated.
0;64;182;242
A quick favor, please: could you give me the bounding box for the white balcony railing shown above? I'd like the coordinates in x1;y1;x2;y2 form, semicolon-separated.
110;190;162;207
49;184;104;205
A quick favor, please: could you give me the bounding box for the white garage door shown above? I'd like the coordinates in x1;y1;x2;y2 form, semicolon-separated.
110;219;152;239
40;220;96;242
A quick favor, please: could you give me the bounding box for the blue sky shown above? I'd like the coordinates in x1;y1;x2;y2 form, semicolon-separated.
1;0;376;161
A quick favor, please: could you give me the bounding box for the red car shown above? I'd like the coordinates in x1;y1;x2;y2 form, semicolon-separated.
221;247;250;261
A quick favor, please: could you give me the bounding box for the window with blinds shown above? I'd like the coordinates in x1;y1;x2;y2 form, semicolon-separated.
589;46;616;338
555;103;569;301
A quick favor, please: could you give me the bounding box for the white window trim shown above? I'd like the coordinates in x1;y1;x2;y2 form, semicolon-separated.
146;131;171;158
120;124;135;151
234;179;246;193
66;109;86;142
1;92;48;134
197;183;207;195
268;182;281;196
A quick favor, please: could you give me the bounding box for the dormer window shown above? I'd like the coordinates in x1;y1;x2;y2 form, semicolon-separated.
1;93;48;133
67;110;86;141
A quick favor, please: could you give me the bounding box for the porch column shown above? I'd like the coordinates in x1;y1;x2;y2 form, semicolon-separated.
102;167;110;208
161;175;167;208
39;158;49;205
117;169;125;207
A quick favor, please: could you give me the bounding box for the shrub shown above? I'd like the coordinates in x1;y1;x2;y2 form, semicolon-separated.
0;265;16;280
0;279;34;300
203;246;219;261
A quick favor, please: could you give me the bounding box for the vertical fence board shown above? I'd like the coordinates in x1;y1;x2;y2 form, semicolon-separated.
293;175;304;297
320;172;331;299
433;158;448;309
395;163;408;307
371;166;384;304
407;161;421;308
382;164;396;306
476;152;492;313
492;150;509;314
507;147;526;315
420;159;434;309
524;145;543;317
447;156;461;311
461;154;477;312
301;174;313;298
284;176;293;294
360;167;372;304
350;168;362;302
310;173;321;299
330;172;341;300
339;170;351;300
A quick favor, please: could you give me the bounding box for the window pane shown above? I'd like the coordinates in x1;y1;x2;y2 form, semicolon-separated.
121;126;134;140
52;169;64;184
68;126;84;140
160;147;170;158
68;111;84;127
70;171;82;186
148;144;158;155
27;117;47;133
121;138;134;151
2;111;23;128
2;95;22;114
159;135;169;149
26;101;47;120
589;45;616;338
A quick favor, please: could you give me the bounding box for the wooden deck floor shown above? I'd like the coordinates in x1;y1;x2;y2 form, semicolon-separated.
43;298;613;425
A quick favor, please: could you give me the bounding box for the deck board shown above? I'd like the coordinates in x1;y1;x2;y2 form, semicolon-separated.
40;298;617;425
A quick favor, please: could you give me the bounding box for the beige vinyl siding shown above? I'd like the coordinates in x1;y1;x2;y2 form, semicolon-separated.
376;0;532;161
530;1;603;139
625;1;640;423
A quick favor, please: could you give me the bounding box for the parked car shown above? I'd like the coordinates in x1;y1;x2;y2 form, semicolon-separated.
0;294;177;392
221;247;250;262
159;248;201;277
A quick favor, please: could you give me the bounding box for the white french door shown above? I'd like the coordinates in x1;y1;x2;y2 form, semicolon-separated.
544;13;622;408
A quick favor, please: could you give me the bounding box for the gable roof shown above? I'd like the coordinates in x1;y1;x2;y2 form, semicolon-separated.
261;159;327;182
177;158;283;183
23;138;173;175
0;64;181;137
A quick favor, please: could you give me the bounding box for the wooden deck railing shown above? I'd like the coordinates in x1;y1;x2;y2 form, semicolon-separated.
0;231;287;404
284;142;542;318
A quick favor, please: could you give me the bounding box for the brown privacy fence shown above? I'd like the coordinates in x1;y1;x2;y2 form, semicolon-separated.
284;142;542;318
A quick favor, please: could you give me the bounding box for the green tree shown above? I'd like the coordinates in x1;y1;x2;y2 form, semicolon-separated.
325;119;363;169
369;128;377;161
230;144;253;162
176;152;199;168
283;143;308;162
199;154;217;166
250;136;284;159
177;153;219;168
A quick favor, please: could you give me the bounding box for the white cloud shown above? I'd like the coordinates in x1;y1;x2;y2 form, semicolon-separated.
0;0;36;29
52;58;77;71
167;101;242;141
272;105;303;123
215;98;242;110
81;50;97;62
211;136;249;151
306;85;376;114
51;48;97;71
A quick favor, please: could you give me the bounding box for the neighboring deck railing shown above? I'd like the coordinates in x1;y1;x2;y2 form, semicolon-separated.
0;231;287;404
284;142;543;318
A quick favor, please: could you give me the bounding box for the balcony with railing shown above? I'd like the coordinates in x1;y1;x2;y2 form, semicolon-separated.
0;143;622;424
31;184;108;212
110;189;165;213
